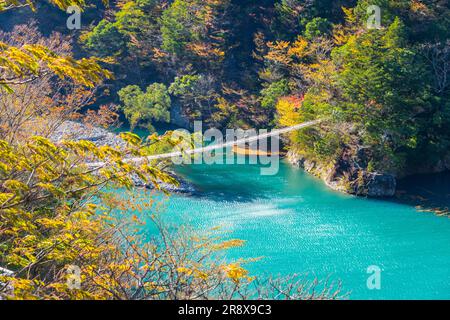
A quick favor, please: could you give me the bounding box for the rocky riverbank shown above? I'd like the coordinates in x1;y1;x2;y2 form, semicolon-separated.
286;149;397;197
131;171;196;194
51;121;127;148
51;121;196;194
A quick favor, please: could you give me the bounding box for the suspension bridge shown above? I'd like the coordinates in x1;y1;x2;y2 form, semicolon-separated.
87;119;323;168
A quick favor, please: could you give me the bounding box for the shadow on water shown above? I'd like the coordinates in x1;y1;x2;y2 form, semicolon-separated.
175;163;274;202
391;171;450;217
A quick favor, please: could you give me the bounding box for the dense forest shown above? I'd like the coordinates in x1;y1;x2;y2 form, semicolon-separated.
1;0;450;299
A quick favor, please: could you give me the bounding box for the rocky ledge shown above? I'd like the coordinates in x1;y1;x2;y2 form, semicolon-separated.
51;121;127;148
286;150;396;197
51;121;196;194
131;171;196;194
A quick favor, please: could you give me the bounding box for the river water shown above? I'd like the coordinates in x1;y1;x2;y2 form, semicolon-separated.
142;155;450;300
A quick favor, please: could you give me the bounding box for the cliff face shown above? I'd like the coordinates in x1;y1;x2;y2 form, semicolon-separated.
286;150;397;197
170;101;193;130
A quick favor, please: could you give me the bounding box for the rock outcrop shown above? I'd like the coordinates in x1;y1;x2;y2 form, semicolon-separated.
170;100;193;130
51;121;127;149
131;171;196;194
286;150;396;197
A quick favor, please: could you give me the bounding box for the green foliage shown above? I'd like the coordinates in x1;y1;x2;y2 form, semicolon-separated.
81;0;162;63
304;17;332;40
168;74;201;96
115;0;157;32
160;0;197;55
82;20;127;57
260;80;290;109
118;83;171;132
168;74;220;123
312;131;342;160
333;18;428;127
296;16;437;173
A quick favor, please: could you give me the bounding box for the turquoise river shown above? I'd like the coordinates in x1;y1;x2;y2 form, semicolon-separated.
125;127;450;300
139;156;450;300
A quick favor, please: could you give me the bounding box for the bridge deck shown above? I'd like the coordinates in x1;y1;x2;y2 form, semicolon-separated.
87;119;322;168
